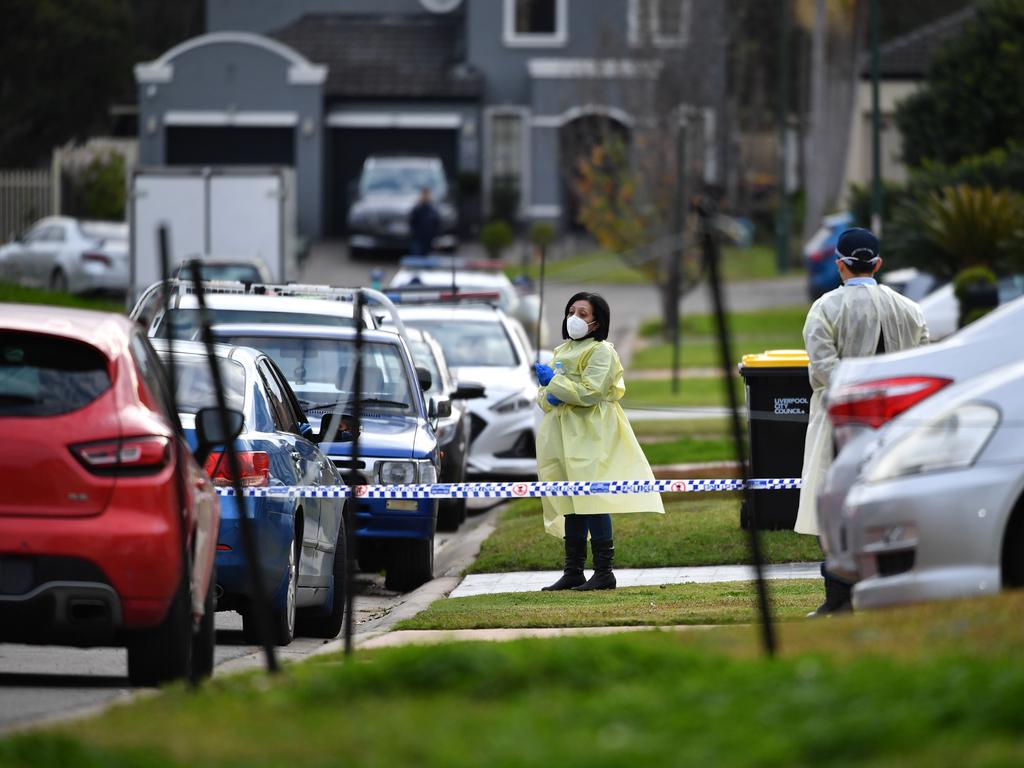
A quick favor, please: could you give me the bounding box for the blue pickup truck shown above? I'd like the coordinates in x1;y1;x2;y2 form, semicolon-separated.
210;323;441;592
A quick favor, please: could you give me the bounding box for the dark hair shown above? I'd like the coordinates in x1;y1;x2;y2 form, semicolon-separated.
561;292;610;341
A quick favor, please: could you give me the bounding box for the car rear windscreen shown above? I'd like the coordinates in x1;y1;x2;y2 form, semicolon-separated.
155;308;355;339
0;332;111;417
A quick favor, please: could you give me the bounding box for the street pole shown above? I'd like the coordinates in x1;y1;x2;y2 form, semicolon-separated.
670;117;687;395
775;0;791;273
869;0;882;236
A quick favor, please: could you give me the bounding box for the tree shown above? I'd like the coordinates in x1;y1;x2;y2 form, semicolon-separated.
896;0;1024;168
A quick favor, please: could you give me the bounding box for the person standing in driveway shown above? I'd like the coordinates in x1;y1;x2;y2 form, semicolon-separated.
408;187;440;256
798;228;929;615
534;292;664;591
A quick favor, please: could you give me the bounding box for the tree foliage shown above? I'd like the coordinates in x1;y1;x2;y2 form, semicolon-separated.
895;0;1024;168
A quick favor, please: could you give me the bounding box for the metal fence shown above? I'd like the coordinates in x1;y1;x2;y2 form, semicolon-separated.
0;169;54;239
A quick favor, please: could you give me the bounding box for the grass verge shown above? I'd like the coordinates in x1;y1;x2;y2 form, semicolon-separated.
6;594;1024;767
467;498;821;574
0;282;125;312
622;375;743;409
396;579;821;630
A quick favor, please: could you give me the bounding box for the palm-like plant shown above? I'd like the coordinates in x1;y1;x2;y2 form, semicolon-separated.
921;185;1024;274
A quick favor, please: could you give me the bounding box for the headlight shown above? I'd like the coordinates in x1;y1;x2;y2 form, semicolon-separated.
491;392;533;415
434;420;457;444
864;403;999;483
378;460;437;484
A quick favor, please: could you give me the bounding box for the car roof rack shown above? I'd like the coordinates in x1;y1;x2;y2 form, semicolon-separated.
398;255;505;272
130;279;412;341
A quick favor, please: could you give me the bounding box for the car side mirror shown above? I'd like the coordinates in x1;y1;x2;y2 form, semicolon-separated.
436;398;452;418
194;406;244;461
415;365;432;392
452;380;486;400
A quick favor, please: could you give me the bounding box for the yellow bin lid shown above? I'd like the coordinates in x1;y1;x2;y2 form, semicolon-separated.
740;349;809;368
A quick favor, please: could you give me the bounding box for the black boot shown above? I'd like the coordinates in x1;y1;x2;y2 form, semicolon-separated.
573;538;616;591
541;538;587;591
807;575;853;617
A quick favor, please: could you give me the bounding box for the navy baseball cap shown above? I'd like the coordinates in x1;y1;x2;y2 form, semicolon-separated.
835;228;880;268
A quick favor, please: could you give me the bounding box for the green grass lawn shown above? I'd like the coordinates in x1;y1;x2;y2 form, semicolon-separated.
622;375;743;409
641;435;737;465
7;593;1024;767
397;579;821;630
467;498;821;574
506;245;779;286
0;282;126;312
640;304;809;339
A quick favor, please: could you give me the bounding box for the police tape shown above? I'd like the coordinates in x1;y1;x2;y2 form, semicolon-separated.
214;478;801;500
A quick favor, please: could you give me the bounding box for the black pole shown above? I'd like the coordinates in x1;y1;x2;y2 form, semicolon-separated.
775;0;791;274
343;290;365;657
698;199;776;658
189;260;279;674
670;119;687;395
156;227;199;686
869;0;882;235
535;243;546;365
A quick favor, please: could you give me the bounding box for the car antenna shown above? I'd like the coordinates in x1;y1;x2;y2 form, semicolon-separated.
697;196;777;658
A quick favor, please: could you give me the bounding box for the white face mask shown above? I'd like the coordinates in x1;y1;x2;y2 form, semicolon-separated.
566;314;593;340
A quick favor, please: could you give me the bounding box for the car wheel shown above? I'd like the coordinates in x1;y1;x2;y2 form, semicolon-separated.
1002;506;1024;587
49;268;68;293
350;246;366;261
296;517;347;639
436;499;465;532
127;563;192;687
191;566;217;682
242;528;298;646
356;538;385;573
384;535;434;592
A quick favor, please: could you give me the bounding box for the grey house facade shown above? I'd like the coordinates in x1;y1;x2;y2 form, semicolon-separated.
136;0;727;239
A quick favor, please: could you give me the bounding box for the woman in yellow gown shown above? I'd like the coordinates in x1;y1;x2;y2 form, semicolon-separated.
534;292;664;590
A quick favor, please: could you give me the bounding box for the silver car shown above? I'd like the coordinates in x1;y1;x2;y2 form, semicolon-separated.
827;358;1024;610
0;216;128;294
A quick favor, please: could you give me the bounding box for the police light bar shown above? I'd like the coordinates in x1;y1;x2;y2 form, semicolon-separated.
384;286;503;305
398;255;505;272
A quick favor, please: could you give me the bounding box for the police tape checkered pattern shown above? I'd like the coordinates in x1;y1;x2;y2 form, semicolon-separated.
214;478;801;499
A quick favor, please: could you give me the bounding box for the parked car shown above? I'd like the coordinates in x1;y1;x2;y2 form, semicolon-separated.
208;324;441;592
130;280;376;339
819;295;1024;583
825;357;1024;610
395;303;539;478
0;305;220;686
347;156;457;258
403;326;486;530
917;273;1024;342
803;211;853;300
153;339;346;645
880;267;943;303
174;258;273;284
0;216;128;295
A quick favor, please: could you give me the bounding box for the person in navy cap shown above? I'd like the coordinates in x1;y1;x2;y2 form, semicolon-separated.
797;228;930;615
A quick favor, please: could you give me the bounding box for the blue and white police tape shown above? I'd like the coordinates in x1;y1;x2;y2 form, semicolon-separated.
214;477;801;499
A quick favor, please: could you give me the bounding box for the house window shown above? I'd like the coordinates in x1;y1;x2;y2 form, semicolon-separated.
504;0;568;47
488;111;526;219
629;0;691;48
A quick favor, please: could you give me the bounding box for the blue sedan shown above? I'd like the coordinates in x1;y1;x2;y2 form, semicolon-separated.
152;339;346;645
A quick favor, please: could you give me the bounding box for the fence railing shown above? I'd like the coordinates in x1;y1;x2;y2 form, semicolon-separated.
0;169;53;239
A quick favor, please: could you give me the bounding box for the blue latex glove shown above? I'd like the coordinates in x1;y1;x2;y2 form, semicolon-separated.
546;393;562;406
534;363;555;386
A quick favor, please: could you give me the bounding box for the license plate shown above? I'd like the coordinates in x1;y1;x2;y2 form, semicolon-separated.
385;500;418;511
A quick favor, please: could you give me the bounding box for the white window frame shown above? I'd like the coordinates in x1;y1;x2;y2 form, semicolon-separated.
503;0;568;48
628;0;692;49
483;106;531;218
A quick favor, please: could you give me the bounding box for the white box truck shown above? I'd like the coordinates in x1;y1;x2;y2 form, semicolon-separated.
128;166;297;301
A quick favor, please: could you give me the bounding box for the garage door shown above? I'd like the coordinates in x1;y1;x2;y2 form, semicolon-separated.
166;127;295;166
327;128;458;236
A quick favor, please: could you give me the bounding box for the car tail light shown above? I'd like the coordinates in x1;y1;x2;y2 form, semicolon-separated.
828;376;953;428
71;436;170;474
203;451;270;487
807;246;832;264
81;251;112;267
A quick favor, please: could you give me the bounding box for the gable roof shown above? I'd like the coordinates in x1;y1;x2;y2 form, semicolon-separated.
865;5;977;79
271;13;482;100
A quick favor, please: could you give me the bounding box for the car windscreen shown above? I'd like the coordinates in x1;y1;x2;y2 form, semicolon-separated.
218;336;414;415
79;221;127;242
162;354;246;415
0;332;110;417
360;164;447;199
403;319;518;368
155;308;355;339
409;340;443;397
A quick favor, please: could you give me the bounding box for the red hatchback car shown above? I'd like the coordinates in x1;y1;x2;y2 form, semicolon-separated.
0;305;220;686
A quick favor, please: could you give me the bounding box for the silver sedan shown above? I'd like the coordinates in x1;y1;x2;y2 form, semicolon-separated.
825;358;1024;610
0;216;128;295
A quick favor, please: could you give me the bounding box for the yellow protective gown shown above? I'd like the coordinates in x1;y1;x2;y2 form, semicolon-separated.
796;282;929;535
536;338;665;538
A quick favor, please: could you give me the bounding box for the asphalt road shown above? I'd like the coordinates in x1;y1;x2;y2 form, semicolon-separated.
0;501;501;735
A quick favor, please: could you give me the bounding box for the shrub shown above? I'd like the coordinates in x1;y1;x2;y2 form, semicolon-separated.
480;220;514;260
79;152;126;221
953;265;998;327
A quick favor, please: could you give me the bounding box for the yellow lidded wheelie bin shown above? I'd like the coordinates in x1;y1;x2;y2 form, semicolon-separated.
737;349;811;530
